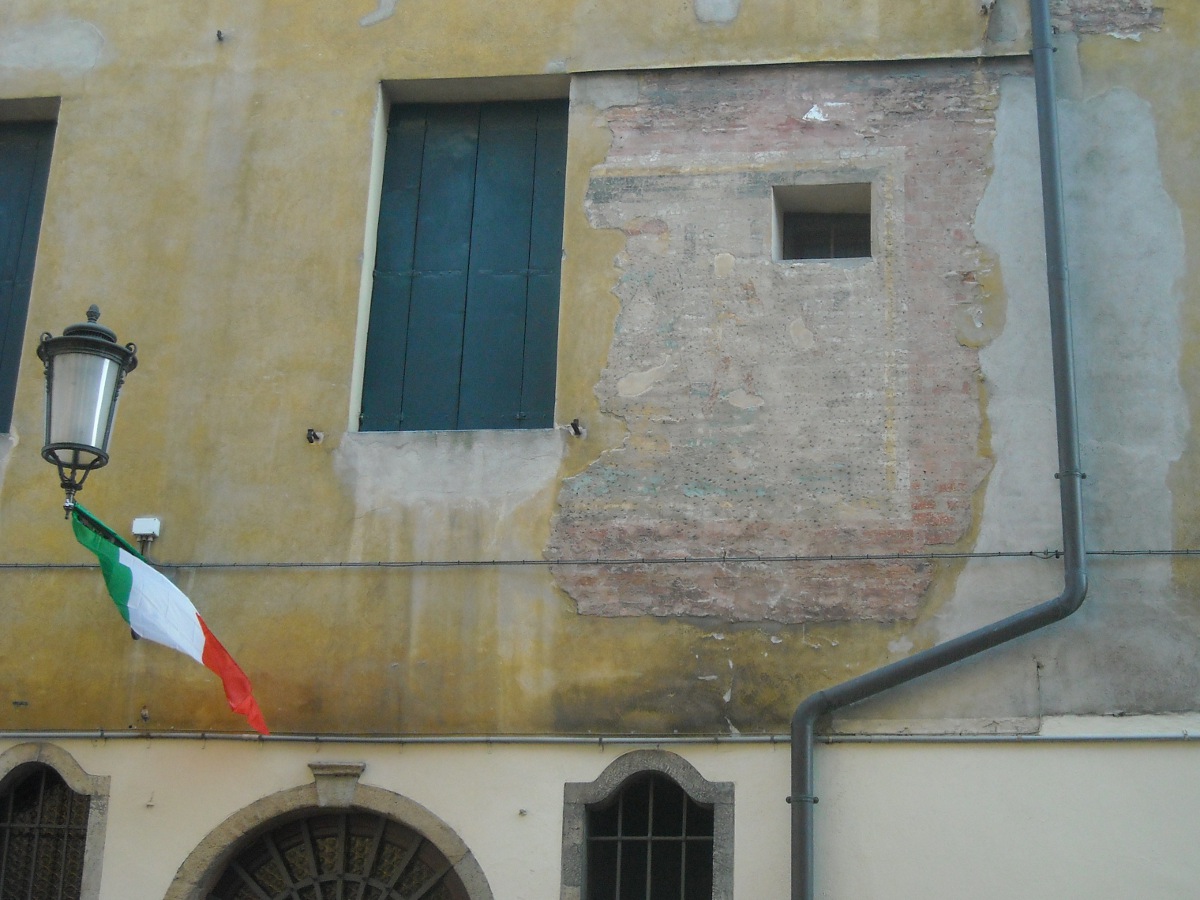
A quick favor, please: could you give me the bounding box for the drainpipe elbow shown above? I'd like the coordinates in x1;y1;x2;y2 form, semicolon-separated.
791;690;831;741
1055;568;1088;616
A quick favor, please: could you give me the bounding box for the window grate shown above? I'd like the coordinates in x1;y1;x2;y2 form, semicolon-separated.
208;811;471;900
772;182;873;262
0;765;90;900
781;212;871;260
585;774;715;900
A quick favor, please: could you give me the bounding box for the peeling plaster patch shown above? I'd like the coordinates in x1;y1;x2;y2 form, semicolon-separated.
334;429;564;508
713;252;735;278
617;361;672;398
802;105;829;123
888;636;914;654
945;76;1187;713
554;64;998;623
725;389;764;410
359;0;400;27
694;0;741;25
1050;0;1162;37
0;434;15;488
983;0;1024;44
1064;90;1187;547
574;75;640;111
940;77;1069;639
335;430;565;564
0;18;104;72
789;317;816;350
625;218;668;237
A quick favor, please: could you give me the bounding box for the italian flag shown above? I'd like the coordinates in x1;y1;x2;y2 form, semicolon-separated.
71;505;269;735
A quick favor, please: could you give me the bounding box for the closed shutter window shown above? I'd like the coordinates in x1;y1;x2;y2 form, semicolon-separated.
361;100;567;432
0;121;55;433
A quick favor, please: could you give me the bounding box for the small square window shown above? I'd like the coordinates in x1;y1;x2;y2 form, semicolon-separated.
774;182;872;261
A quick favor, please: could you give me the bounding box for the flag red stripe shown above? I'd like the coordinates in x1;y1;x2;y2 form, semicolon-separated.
198;615;270;735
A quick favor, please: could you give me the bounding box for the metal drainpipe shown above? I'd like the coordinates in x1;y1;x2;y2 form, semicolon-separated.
790;1;1086;897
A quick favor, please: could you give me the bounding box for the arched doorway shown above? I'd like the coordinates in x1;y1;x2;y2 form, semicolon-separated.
208;808;470;900
165;776;493;900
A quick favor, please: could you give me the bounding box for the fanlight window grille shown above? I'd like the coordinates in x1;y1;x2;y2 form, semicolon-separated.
209;810;470;900
586;773;715;900
0;764;90;900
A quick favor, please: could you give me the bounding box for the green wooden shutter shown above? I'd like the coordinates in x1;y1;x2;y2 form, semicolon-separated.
459;103;541;429
361;101;566;432
360;109;426;431
0;121;54;433
361;104;479;432
520;102;568;428
399;104;479;431
460;100;566;430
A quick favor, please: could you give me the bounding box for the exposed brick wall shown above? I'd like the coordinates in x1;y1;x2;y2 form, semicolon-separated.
550;61;1011;624
1052;0;1163;36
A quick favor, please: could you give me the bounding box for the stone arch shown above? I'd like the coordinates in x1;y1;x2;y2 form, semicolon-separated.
561;750;734;900
164;768;493;900
0;742;111;900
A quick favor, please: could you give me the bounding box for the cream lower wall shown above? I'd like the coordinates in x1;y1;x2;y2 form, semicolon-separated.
3;725;1197;899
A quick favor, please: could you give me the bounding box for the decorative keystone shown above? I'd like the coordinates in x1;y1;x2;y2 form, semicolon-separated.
308;762;366;808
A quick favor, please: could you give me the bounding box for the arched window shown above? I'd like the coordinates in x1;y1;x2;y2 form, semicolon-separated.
562;751;733;900
585;772;714;900
0;764;90;899
208;810;471;900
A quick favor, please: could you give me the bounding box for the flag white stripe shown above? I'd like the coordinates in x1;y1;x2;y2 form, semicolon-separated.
117;547;206;664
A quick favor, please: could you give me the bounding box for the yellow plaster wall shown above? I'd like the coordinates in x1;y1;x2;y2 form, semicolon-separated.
0;1;1196;737
3;0;1008;84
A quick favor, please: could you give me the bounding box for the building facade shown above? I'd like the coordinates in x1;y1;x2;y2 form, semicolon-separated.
1;0;1198;896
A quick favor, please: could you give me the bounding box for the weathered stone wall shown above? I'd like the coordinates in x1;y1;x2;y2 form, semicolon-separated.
550;62;1007;623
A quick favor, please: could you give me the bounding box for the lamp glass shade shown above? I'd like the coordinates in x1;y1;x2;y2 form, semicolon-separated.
44;350;122;466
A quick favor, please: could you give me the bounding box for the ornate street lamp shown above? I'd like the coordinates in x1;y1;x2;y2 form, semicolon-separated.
37;305;137;512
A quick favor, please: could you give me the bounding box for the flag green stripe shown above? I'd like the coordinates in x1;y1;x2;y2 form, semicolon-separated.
71;512;134;625
74;502;144;559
